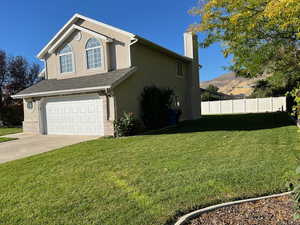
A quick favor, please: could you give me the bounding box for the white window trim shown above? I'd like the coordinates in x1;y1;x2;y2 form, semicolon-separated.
84;38;104;71
58;44;75;74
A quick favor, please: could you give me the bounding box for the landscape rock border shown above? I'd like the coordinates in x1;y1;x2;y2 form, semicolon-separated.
174;191;292;225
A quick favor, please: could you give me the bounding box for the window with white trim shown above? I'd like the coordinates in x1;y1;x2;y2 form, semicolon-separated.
59;44;74;73
86;38;102;69
177;62;184;77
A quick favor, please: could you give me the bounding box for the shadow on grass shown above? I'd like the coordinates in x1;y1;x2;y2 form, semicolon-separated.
145;112;294;135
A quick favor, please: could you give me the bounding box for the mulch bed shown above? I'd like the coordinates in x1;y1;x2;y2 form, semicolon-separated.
189;195;300;225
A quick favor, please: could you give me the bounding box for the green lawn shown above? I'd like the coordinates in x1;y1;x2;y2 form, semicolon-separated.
0;127;22;136
0;113;298;225
0;137;16;143
0;127;22;143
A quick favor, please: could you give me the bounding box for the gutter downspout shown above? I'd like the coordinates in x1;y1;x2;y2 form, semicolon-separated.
128;37;139;67
43;59;48;80
39;59;47;135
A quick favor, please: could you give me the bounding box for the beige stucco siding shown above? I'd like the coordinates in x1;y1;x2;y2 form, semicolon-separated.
46;20;132;80
23;98;41;134
78;20;132;70
113;42;191;121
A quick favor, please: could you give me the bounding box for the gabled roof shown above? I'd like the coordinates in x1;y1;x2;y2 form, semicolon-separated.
12;67;137;99
37;13;192;62
48;24;113;55
37;13;135;59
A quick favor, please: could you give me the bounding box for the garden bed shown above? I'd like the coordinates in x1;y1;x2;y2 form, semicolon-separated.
189;195;300;225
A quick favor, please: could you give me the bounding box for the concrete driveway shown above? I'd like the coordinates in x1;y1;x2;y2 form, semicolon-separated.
0;133;99;164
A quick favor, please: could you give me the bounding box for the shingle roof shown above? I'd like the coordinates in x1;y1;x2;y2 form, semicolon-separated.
14;67;136;98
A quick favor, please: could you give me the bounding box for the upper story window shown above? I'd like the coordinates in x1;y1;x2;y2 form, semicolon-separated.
59;44;74;73
85;38;102;69
177;62;184;77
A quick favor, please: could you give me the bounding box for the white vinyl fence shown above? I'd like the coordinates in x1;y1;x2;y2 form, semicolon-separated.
201;96;286;115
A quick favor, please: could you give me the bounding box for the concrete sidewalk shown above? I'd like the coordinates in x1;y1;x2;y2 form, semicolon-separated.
0;133;99;164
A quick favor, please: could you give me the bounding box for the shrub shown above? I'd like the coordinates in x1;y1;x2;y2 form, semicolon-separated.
287;86;300;119
140;86;175;130
113;112;140;137
293;89;300;119
288;85;300;219
292;166;300;220
1;104;23;126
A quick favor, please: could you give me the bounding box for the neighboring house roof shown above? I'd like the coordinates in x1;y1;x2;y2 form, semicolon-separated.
13;67;136;98
200;88;234;100
37;13;192;63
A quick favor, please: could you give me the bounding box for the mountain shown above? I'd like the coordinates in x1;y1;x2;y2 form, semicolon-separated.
200;72;263;97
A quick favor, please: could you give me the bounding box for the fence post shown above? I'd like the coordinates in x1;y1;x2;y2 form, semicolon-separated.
284;96;287;111
231;99;234;113
219;100;222;114
256;98;259;112
271;97;273;112
244;98;246;113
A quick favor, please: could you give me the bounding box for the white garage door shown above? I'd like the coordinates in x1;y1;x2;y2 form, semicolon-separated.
45;94;104;136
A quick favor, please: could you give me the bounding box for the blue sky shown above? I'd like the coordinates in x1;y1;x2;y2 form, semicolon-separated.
0;0;231;81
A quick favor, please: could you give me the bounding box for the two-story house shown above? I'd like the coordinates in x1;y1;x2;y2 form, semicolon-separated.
13;14;201;136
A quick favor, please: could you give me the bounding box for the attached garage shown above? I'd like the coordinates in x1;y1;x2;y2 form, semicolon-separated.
12;67;137;136
43;94;104;136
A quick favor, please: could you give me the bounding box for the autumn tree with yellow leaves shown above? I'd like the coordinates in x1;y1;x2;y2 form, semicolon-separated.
191;0;300;95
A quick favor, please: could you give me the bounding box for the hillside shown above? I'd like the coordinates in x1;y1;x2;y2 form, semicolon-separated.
201;72;263;97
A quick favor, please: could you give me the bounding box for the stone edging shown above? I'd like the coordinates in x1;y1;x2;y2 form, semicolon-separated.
174;191;292;225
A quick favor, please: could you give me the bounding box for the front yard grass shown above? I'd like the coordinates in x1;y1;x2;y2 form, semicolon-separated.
0;127;21;136
0;137;16;143
0;113;298;225
0;127;22;143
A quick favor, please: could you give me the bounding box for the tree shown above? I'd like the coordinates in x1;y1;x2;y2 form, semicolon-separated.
206;84;219;93
201;84;221;101
190;0;300;94
250;80;273;98
0;50;41;125
6;56;41;97
140;86;175;129
0;50;7;109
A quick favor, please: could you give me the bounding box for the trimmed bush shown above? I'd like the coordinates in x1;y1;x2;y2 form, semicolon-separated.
114;112;140;137
140;86;175;130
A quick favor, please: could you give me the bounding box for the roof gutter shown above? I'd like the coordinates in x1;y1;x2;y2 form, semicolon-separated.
12;67;137;99
12;85;111;99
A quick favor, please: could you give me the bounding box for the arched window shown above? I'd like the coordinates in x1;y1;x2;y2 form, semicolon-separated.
59;44;74;73
85;38;102;69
